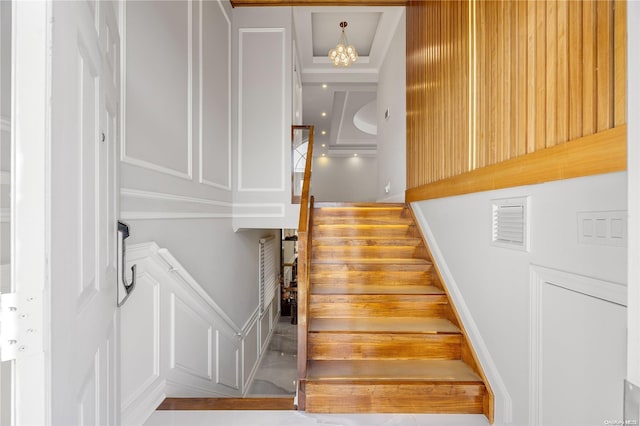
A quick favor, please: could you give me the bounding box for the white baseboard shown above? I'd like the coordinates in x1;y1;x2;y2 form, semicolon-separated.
121;379;166;426
411;205;513;424
377;192;405;203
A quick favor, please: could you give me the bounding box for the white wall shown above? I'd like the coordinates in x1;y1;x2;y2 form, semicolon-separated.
311;155;378;203
128;220;276;327
376;10;406;203
232;7;300;230
413;172;627;425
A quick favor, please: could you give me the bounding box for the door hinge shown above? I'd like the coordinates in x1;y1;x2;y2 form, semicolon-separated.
1;292;43;361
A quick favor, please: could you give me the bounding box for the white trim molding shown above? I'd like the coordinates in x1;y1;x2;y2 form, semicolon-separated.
411;205;513;424
198;0;232;192
121;188;231;206
529;264;627;426
119;188;286;220
237;27;286;193
120;188;233;220
120;0;194;181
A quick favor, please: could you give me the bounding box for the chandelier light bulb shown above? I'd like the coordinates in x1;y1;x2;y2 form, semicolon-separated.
328;21;358;67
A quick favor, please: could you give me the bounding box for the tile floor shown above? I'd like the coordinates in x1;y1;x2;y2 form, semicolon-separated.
246;315;298;396
143;315;490;426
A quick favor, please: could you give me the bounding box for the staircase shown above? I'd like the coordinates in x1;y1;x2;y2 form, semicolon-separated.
301;203;492;420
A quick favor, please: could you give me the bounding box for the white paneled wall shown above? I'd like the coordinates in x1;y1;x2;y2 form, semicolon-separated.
232;7;299;230
529;266;626;426
121;0;232;214
120;4;283;424
413;172;627;426
121;243;278;425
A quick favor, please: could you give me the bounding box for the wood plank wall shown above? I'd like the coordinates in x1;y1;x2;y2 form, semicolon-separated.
406;0;627;199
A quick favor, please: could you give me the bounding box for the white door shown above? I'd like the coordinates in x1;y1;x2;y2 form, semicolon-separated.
12;0;120;424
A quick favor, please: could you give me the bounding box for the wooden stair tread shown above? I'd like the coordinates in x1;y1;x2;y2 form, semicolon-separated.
311;258;431;265
311;263;433;273
307;360;482;382
309;317;460;334
314;224;413;230
314;202;405;208
311;284;443;295
312;237;423;246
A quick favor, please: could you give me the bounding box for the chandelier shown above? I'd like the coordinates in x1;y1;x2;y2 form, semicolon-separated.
328;21;358;67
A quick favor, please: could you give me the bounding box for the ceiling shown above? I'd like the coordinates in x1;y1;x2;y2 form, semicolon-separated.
293;6;404;157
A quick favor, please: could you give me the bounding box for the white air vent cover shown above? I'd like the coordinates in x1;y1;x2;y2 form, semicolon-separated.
492;197;529;251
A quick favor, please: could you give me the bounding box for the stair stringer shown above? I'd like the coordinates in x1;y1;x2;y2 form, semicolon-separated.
409;204;512;425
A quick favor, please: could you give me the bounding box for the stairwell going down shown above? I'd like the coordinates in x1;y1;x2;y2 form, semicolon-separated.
302;203;493;421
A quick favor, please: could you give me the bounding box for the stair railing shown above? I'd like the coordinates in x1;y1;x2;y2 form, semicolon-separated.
293;125;314;410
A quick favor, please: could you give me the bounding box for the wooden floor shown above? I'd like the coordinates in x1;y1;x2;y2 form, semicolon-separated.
156;397;295;411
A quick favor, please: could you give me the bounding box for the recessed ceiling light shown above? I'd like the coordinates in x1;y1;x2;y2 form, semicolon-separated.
322;84;328;89
321;130;326;135
321;144;326;147
321;112;327;117
322;153;326;157
354;153;358;157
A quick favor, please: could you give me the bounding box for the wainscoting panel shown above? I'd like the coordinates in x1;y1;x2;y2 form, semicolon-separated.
199;0;231;191
237;28;285;192
171;294;213;381
120;242;277;424
121;0;193;180
260;303;272;352
530;265;627;426
242;312;259;391
216;330;240;390
120;265;161;424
